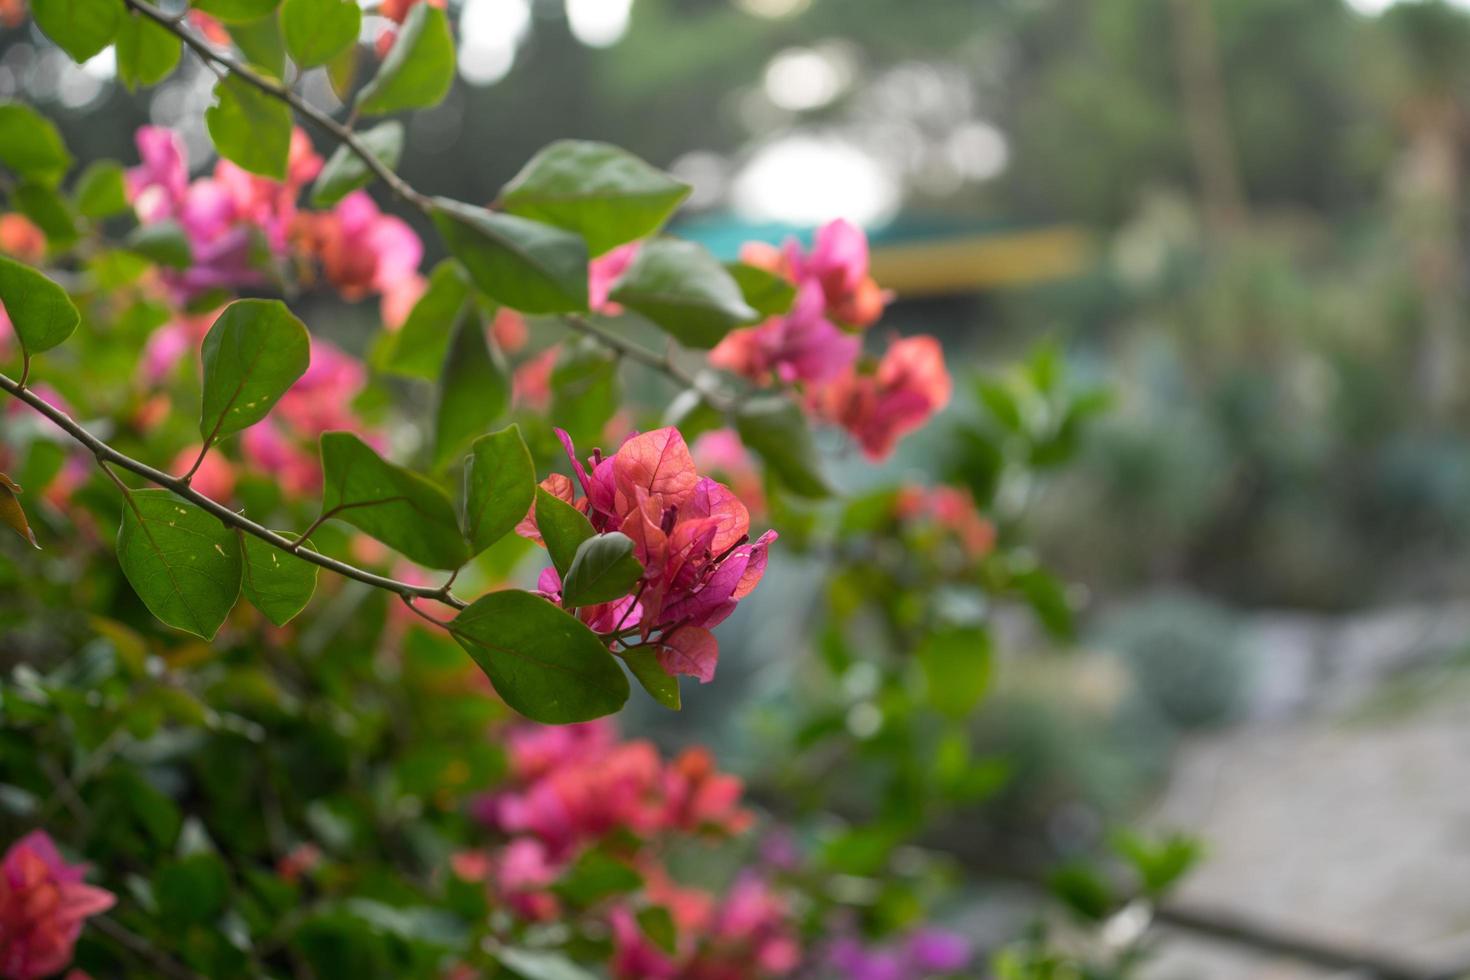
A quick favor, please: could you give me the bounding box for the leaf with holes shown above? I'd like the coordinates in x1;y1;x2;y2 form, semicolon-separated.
499;140;690;256
463;426;535;557
561;533;642;607
431;198;588;314
117;490;242;640
451;590;629;723
609;239;757;349
0;256;80;359
239;531;318;626
199;299;310;445
319;432;468;570
0;473;39;550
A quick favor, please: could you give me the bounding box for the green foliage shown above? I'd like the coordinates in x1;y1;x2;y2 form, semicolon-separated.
726;261;796;318
125;221;193;268
192;0;279;24
206;76;293;179
919;626;992;719
115;11;182;89
451;589;630;723
199;299;311;444
608;238;757;348
434;312;508;468
0;256;80;359
499;140;690;256
0;103;72;186
73;161;130;219
281;0;360;68
431;199;589;314
354;3;455;115
30;0;120;62
534;486;595;577
227;13;287;76
380;259;472;379
238;531;319;626
462;426;535;557
623;646;680;710
312;122;404;207
561;532;642;607
734;395;831;498
318;432;468;570
116;490;243;640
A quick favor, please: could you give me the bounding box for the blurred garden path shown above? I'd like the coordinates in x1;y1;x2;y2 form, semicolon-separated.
1142;604;1470;979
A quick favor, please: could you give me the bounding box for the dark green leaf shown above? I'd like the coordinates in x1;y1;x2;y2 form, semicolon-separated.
31;0;121;62
431;198;589;314
726;261;796;318
354;3;454;115
549;338;619;448
1048;862;1114;922
435;311;508;468
0;103;71;185
0;472;39;549
282;0;360;68
116;11;182;89
561;532;642;607
623;647;679;710
636;906;677;955
734;395;831;498
125;220;193;268
199;299;310;442
227;13;287;77
1014;566;1073;639
609;239;757;349
239;531;318;626
206;75;292;179
463;425;535;557
192;0;279;23
918;626;991;718
451;589;629;723
499;140;689;256
554;850;642;904
319;431;468;570
155;854;231;926
14;182;77;249
379;259;471;378
116;490;242;640
311;121;402;207
73;160;129;218
534;486;594;577
0;255;80;357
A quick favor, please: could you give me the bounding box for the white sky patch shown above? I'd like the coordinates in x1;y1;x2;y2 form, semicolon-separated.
566;0;633;48
732;134;899;226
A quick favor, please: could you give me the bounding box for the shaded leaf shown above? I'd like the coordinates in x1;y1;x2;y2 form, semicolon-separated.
534;486;594;577
623;647;679;710
499;140;689;256
354;3;454;115
125;220;193;268
311;121;402;207
73;160;129;219
562;532;642;607
609;239;757;349
14;182;77;249
726;261;796;318
0;255;80;357
239;531;318;626
463;425;535;557
319;431;468;570
434;311;508;468
116;490;242;640
431;198;588;314
918;626;991;718
636;906;677;956
199;299;310;443
450;589;629;723
379;259;470;379
0;103;72;186
282;0;359;67
227;13;287;77
206;75;292;179
734;395;831;498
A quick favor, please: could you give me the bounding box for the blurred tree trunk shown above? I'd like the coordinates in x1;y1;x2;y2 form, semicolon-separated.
1168;0;1246;237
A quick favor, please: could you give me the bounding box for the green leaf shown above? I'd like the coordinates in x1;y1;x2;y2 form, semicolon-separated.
206;75;292;179
192;0;279;23
609;239;757;349
561;532;642;607
31;0;121;62
491;947;599;980
73;161;129;219
1013;567;1073;639
662;388;724;443
282;0;360;68
155;854;231;926
918;626;991;718
554;850;642;904
0;255;80;358
116;10;182;89
125;221;193;268
450;590;629;723
726;261;796;318
227;13;287;77
1048;862;1114;922
0;472;39;549
379;259;470;379
431;198;589;314
734;395;831;498
354;3;454;115
623;647;679;710
116;490;243;640
534;486;594;577
311;121;402;207
199;299;310;443
435;312;509;468
0;103;72;186
499;140;690;256
319;432;468;570
14;182;77;249
549;339;619;448
463;426;535;557
239;531;318;626
636;906;677;955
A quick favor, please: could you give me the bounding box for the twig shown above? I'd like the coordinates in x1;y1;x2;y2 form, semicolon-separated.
0;371;468;610
93;915;205;980
562;314;736;411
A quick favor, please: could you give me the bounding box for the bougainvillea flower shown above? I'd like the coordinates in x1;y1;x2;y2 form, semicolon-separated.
813;335;952;460
517;427;775;684
693;429;765;520
0;214;46;264
0;831;114;980
588;241;641;314
709;281;860;385
296;190;421;301
895;484;996;558
828;927;971;979
784;218;891;329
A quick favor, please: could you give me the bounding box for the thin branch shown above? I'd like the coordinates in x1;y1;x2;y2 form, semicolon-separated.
562;314;737;412
93;915;205;980
0;371;467;610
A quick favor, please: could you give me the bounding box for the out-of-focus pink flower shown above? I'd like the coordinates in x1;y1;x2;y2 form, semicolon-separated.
380;273;426;331
240;423;321;497
813;336;951;460
710;281;860;385
0;215;46;264
512;347;557;411
660;746;752;835
692;429;764;520
0;0;26;28
373;0;446;56
895;484;995;559
0;831;115;980
275;843;322;884
187;9;230;44
828;927;971;980
491;308;528;354
171;445;236;501
784;219;891;329
589;242;640;314
517;427;776;684
297;190;421;301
